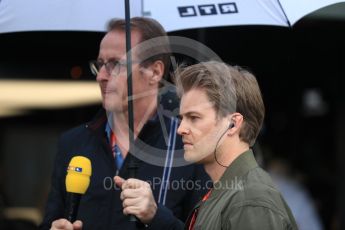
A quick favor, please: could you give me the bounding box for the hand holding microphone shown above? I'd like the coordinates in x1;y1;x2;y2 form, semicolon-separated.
51;156;92;230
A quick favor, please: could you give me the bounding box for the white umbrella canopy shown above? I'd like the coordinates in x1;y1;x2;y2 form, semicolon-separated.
143;0;345;31
0;0;344;34
0;0;142;33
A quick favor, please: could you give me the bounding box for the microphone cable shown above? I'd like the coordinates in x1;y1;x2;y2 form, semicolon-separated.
213;126;230;168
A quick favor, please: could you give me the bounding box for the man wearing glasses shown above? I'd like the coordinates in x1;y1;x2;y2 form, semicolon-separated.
41;17;209;230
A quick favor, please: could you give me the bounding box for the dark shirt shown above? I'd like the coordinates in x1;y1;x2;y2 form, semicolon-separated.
40;91;210;230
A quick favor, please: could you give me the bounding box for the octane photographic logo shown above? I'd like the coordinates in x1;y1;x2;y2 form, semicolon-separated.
106;36;223;167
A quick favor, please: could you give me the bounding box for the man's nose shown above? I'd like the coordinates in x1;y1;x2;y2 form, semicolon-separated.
96;66;109;81
177;120;189;136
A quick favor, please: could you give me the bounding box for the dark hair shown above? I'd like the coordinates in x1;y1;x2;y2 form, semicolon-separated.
107;17;171;79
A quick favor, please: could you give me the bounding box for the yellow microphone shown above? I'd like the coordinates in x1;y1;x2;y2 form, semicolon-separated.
65;156;92;222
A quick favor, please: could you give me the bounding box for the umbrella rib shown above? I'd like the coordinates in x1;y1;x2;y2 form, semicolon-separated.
276;0;291;27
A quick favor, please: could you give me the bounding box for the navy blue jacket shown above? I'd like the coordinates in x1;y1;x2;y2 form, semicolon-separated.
40;96;209;229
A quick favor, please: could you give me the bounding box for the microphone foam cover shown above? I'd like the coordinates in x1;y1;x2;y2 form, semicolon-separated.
65;156;92;194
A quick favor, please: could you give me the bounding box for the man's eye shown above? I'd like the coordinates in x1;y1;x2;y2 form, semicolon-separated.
96;61;104;67
190;116;199;121
108;60;118;67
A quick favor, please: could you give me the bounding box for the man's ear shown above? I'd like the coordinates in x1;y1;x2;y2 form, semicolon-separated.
148;60;164;85
227;113;244;135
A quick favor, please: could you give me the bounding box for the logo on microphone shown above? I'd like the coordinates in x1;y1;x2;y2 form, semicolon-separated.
68;166;83;173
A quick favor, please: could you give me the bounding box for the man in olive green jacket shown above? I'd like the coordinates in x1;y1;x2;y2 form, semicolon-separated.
176;61;298;230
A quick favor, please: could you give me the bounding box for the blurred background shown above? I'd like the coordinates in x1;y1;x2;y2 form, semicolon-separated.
0;2;345;230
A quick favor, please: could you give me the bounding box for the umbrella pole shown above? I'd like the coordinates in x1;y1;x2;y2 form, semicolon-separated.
124;0;138;222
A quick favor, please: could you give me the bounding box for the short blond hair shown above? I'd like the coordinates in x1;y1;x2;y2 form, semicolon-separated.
175;61;265;146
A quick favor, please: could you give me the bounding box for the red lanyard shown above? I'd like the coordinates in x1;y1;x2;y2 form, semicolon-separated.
110;131;116;157
188;190;212;230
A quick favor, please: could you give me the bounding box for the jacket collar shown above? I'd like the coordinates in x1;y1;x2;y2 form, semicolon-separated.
210;149;258;198
87;108;107;129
